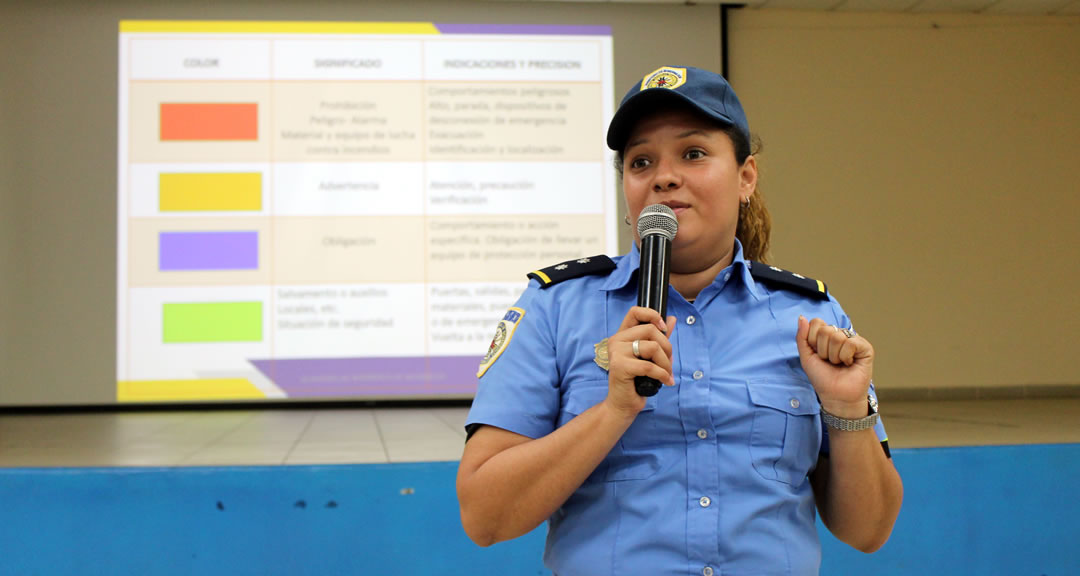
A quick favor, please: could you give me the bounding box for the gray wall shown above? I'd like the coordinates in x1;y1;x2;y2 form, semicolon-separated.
0;0;723;405
0;16;14;398
5;1;1078;406
729;10;1080;393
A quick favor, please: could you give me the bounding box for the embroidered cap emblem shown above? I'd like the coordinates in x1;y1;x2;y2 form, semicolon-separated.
641;66;687;91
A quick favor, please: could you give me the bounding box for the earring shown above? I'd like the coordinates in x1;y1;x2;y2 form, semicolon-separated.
624;215;631;225
741;196;751;209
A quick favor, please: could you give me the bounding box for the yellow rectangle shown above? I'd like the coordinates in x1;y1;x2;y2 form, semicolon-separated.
160;173;262;212
118;378;267;402
120;20;440;35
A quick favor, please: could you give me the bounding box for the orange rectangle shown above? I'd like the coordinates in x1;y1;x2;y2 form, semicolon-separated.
160;103;258;141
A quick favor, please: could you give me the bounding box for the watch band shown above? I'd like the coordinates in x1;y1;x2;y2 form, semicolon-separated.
821;409;878;431
821;395;879;432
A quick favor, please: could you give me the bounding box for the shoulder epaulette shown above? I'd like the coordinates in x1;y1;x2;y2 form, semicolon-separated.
528;255;616;289
748;261;829;300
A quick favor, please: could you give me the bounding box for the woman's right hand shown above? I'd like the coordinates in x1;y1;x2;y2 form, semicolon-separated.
604;307;676;418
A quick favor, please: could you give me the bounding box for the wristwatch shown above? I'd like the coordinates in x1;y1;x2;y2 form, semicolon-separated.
821;394;879;432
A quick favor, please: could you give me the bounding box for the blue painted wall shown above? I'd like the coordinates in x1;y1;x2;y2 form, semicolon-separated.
819;444;1080;575
1;445;1077;575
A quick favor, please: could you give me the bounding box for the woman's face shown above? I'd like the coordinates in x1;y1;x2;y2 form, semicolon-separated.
622;107;756;271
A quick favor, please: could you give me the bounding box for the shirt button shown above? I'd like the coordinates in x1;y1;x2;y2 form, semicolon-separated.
699;496;711;507
686;315;696;325
790;398;801;409
697;429;708;439
693;370;704;380
724;272;731;282
703;567;714;576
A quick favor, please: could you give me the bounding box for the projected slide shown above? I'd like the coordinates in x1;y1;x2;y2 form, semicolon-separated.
117;21;616;402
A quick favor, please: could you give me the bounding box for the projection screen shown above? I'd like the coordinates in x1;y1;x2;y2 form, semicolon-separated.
117;21;617;402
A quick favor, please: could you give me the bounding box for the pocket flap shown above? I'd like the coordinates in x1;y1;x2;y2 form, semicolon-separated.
747;378;820;416
563;383;656;416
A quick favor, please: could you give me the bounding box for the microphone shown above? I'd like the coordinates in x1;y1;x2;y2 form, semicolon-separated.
634;204;678;397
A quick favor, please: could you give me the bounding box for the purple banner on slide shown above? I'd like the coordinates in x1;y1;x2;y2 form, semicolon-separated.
435;23;611;36
159;231;258;271
249;356;481;398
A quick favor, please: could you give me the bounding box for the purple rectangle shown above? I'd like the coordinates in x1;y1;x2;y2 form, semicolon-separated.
159;231;258;271
435;23;611;36
249;356;481;398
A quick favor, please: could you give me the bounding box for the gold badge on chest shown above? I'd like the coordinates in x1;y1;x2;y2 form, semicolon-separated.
594;338;609;371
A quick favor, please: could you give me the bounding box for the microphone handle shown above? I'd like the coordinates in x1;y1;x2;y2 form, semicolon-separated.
635;234;671;397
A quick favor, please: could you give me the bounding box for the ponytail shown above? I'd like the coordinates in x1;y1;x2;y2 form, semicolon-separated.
729;129;771;264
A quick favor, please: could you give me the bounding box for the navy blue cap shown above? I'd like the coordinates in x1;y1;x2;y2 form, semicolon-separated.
606;66;750;152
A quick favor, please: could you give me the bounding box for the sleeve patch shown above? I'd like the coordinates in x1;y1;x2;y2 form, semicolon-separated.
476;307;525;378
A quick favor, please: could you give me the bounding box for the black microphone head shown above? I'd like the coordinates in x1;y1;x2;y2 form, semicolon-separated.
636;204;678;241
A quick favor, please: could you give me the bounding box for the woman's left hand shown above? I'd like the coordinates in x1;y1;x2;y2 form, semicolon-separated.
796;316;874;419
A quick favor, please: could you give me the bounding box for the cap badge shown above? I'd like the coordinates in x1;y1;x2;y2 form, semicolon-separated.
641;66;687;91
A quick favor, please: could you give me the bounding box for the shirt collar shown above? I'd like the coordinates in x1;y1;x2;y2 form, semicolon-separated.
599;242;641;292
731;238;761;300
600;238;761;300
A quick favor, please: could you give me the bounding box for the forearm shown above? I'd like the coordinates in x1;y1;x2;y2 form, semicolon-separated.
817;428;903;552
458;401;635;546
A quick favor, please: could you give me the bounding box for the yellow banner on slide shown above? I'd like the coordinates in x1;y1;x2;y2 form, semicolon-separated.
118;379;267;402
120;21;440;35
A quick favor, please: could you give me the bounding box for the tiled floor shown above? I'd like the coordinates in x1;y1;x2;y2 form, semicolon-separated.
0;399;1077;468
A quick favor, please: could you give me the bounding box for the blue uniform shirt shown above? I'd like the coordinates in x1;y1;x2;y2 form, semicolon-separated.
466;240;887;576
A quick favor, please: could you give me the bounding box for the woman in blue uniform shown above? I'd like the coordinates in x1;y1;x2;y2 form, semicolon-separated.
457;66;902;576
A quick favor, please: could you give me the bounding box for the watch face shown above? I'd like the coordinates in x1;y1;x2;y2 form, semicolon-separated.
868;394;879;413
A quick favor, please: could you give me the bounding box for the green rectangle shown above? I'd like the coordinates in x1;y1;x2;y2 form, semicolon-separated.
163;302;263;343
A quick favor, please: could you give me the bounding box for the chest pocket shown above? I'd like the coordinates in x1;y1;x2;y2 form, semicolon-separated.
747;378;822;487
560;381;661;482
